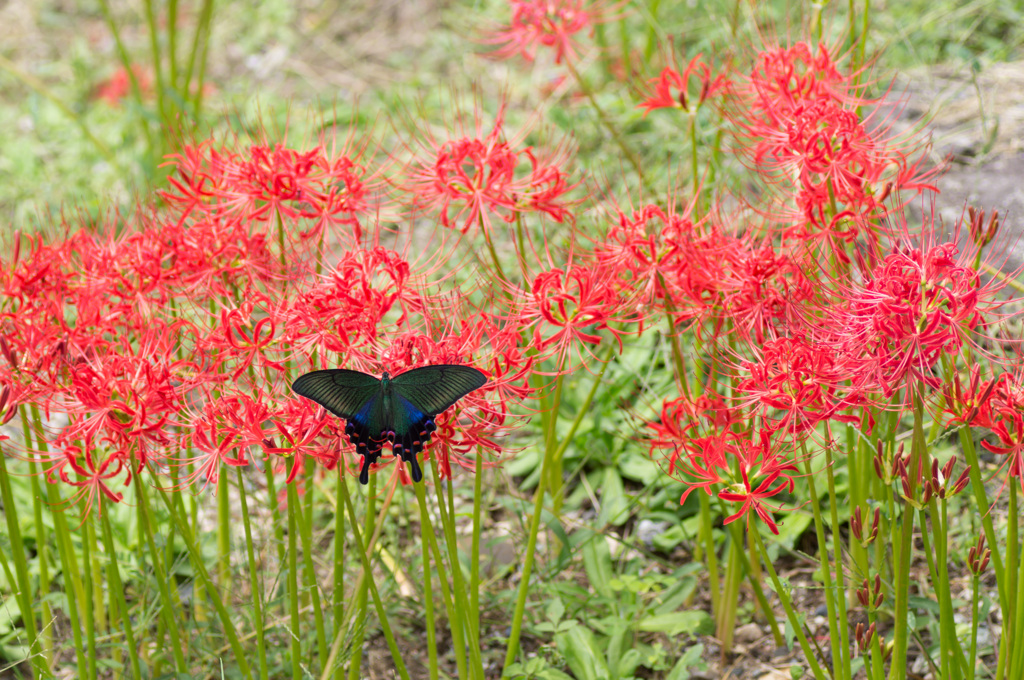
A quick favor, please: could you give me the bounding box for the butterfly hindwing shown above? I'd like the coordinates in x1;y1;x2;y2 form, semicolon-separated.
390;365;488;415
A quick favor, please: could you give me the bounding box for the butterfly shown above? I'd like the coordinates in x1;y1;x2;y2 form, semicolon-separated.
291;365;487;484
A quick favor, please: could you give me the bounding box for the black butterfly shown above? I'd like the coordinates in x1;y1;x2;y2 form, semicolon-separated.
292;365;487;484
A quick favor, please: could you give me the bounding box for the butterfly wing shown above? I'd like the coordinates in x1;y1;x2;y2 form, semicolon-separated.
292;369;380;419
387;365;487;482
390;365;488;414
292;369;389;483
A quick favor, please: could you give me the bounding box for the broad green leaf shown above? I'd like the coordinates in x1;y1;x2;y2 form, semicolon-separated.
638;611;713;637
555;624;611;680
581;532;614;599
666;643;706;680
597;468;629;528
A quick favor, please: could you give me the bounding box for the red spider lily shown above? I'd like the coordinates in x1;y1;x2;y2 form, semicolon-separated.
718;240;818;343
210;296;286;380
182;399;255;488
831;236;998;399
725;41;938;259
51;443;129;517
47;326;194;471
94;65;152;106
523;260;642;368
405;104;579;236
596;201;722;313
647;393;738;453
161;137;383;253
284;246;417;364
939;364;998;429
739;41;866;115
719;448;795;535
737;335;863;435
959;368;1024;497
647;395;742;504
638;54;728;116
483;0;618;65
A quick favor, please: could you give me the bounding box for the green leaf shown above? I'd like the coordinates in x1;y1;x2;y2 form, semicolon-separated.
616;648;642;678
652;525;686;552
773;510;813;550
666;643;706;680
555;624;612;680
597;468;630;527
581;532;614;599
637;611;713;637
546;596;565;626
617;451;661;486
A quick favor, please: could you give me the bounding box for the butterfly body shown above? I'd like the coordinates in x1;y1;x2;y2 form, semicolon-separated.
292;365;486;484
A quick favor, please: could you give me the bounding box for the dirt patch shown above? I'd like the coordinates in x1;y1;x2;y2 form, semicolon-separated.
890;60;1024;268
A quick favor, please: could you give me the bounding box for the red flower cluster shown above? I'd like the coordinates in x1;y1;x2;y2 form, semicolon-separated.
638;54;728;116
0;127;579;514
727;42;938;256
406;105;579;236
483;0;617;64
648;396;796;535
638;40;1018;536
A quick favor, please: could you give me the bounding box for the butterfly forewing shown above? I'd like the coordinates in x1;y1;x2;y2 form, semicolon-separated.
291;369;381;419
390;365;488;415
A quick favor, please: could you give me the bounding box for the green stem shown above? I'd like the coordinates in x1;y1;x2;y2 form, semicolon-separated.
100;503;142;680
348;474;376;680
338;477;412;680
561;57;650;194
151;478;254;680
430;459;480;680
802;446;843;677
238;468;270;680
27;461;53;669
142;0;167;131
0;444;45;680
37;445;86;676
96;0;155;165
217;471;232;594
85;517;105;634
1009;483;1019;648
1009;485;1024;680
186;0;215;116
969;571;980;680
500;437;551;677
643;0;662;60
293;478;330;667
417;482;440;680
722;514;782;644
717;536;741;652
287;481;304;680
688;112;700;205
891;392;926;680
823;445;849;680
749;526;829;680
503;349;614;675
131;472;187;672
81;513;98;680
470;446;485;639
698;485;720;621
265;460;288;573
333;469;347;680
960;428;1008;610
